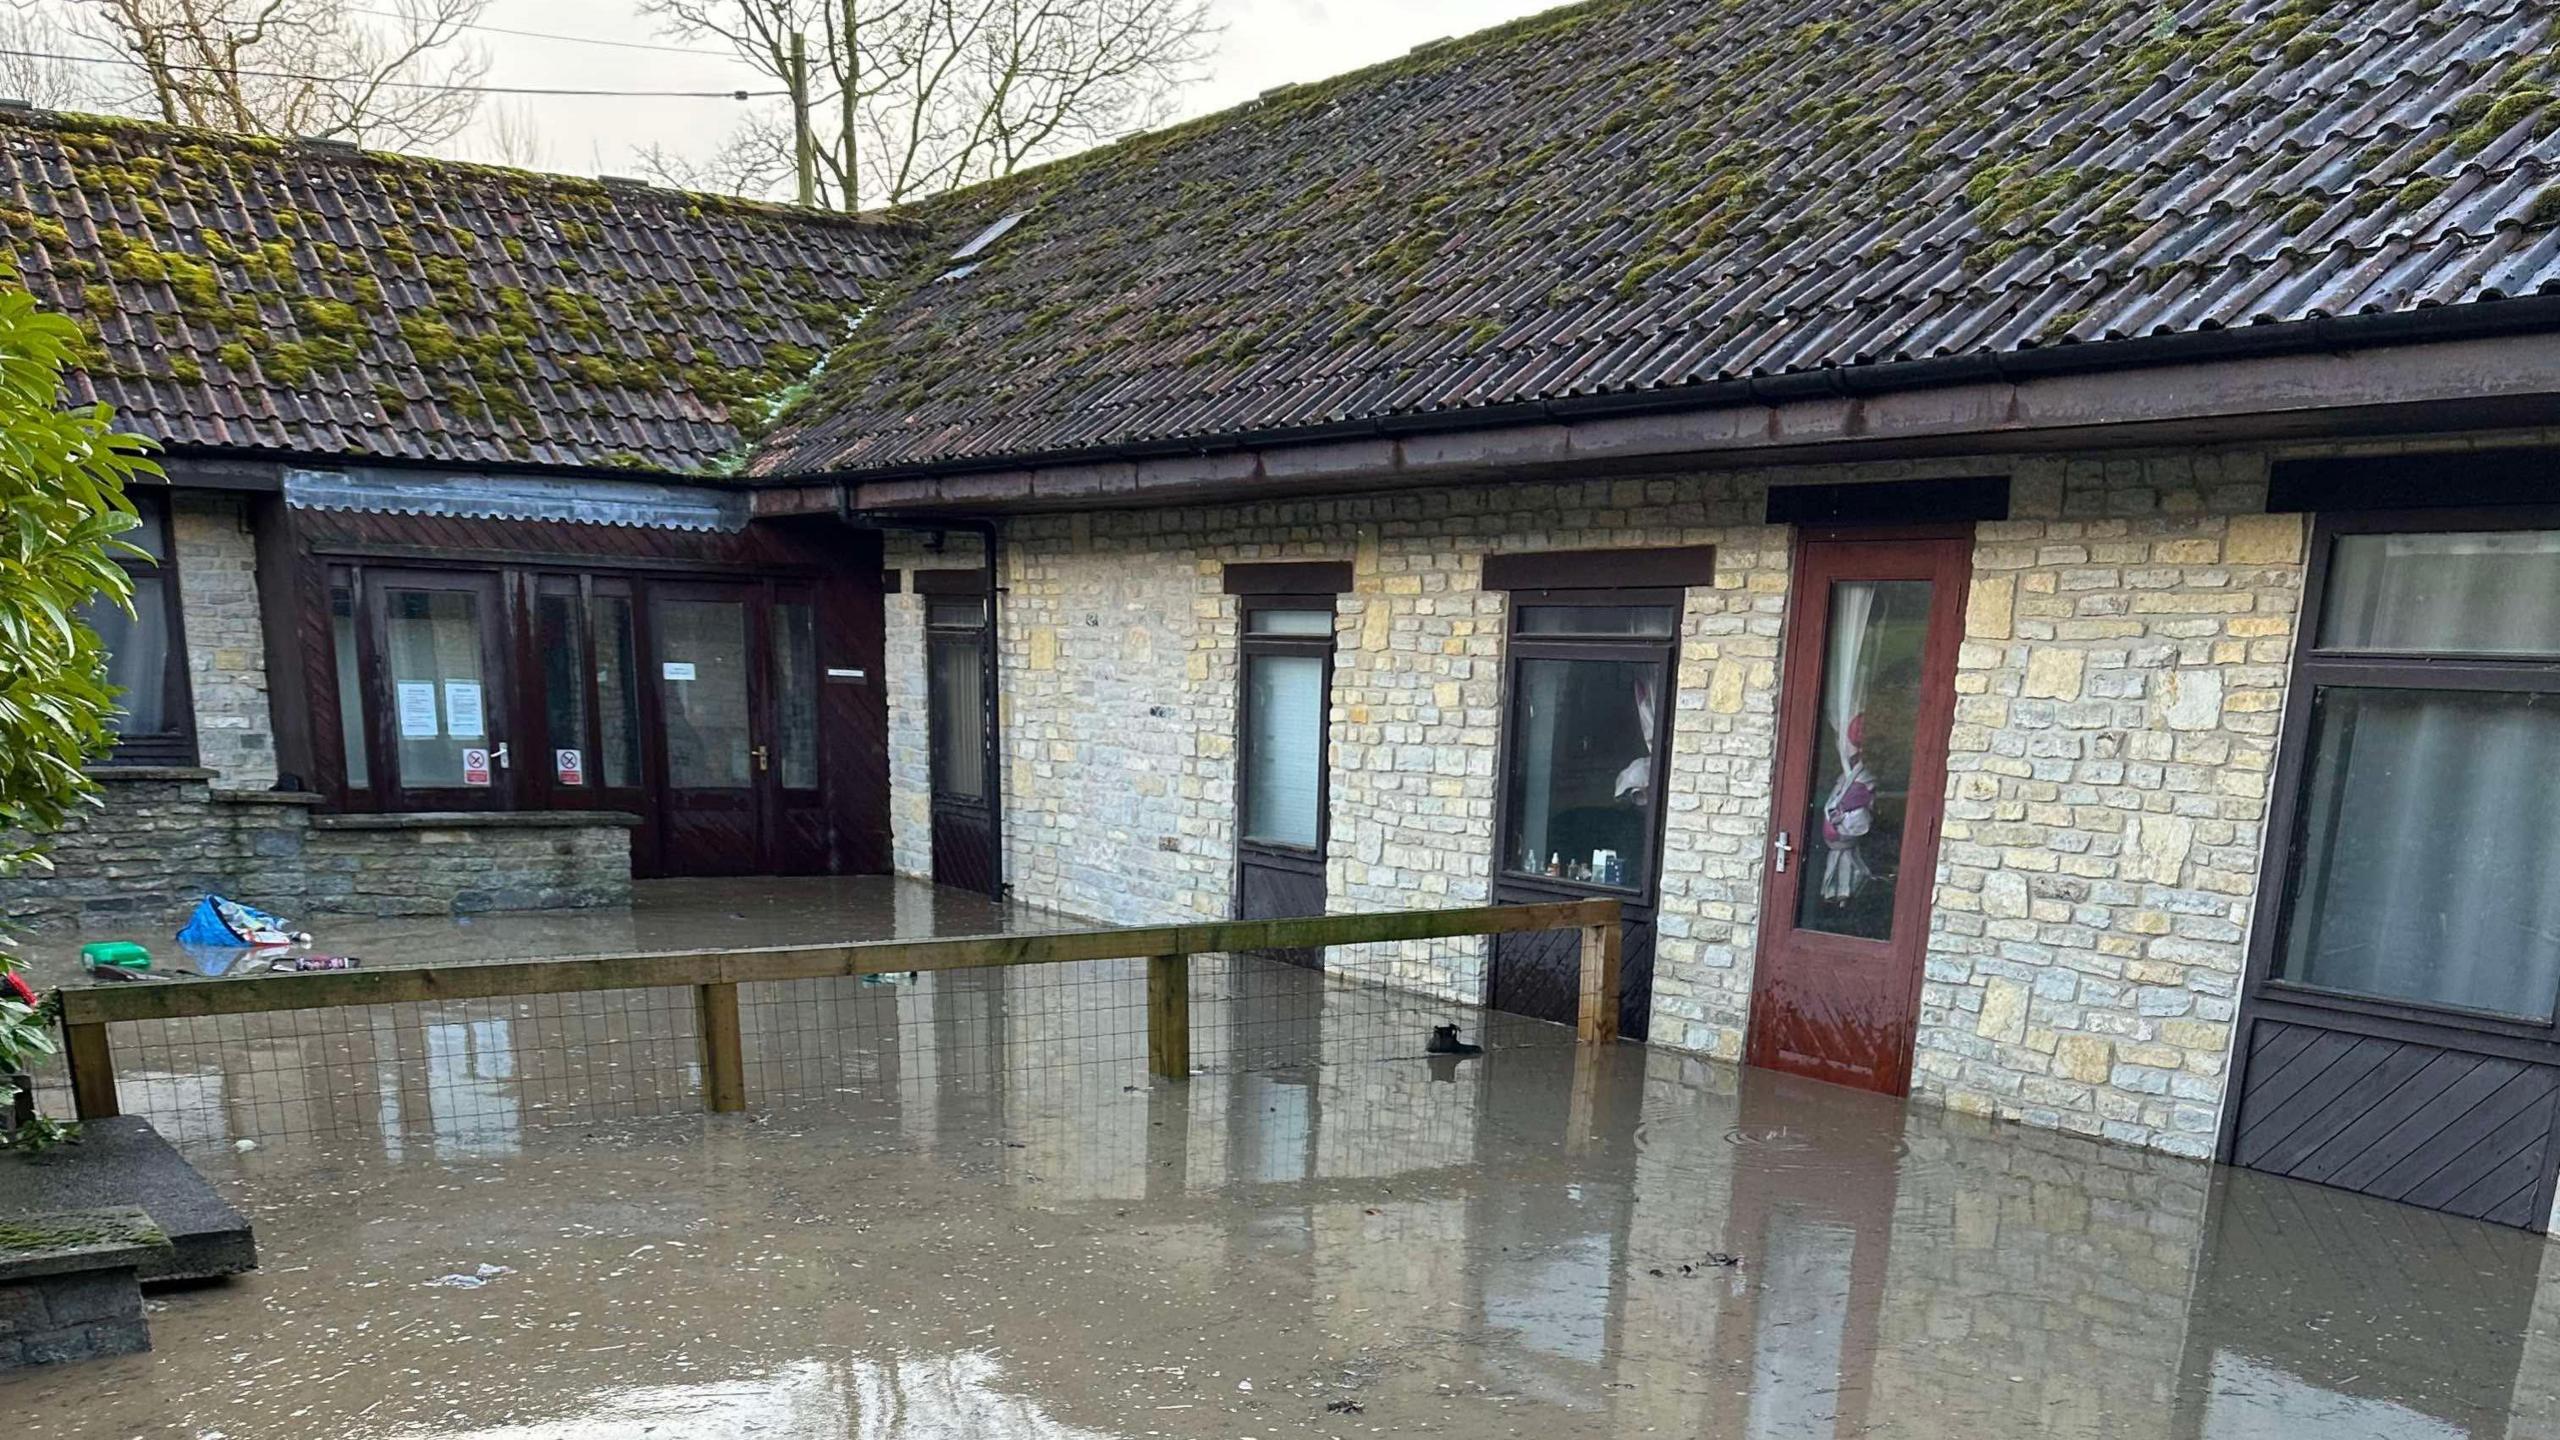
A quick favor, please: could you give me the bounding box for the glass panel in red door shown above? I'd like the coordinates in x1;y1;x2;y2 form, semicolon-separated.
1747;534;1970;1095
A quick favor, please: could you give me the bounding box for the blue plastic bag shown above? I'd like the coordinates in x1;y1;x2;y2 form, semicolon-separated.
176;894;297;948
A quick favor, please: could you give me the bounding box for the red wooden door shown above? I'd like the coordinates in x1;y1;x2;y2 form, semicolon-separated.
1747;530;1972;1095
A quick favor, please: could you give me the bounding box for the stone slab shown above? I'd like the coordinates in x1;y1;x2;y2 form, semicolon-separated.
0;1205;166;1282
0;1118;255;1281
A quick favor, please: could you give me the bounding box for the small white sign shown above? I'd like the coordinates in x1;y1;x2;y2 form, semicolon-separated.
556;748;585;786
397;682;439;738
443;680;485;739
461;747;492;786
662;661;698;682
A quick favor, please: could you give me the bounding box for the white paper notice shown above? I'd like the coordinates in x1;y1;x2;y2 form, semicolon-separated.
397;682;440;738
662;661;698;682
443;681;486;739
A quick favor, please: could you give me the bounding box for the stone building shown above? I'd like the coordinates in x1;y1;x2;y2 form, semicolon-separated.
18;0;2560;1233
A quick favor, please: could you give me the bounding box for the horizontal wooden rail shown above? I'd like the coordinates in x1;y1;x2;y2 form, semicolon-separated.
55;897;1622;1119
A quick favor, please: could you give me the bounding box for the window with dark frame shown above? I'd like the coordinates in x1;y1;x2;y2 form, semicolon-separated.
1498;592;1679;891
2267;514;2560;1025
79;489;197;766
926;595;990;801
1238;598;1336;852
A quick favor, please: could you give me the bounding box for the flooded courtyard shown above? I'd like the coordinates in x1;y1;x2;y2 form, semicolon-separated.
7;948;2559;1439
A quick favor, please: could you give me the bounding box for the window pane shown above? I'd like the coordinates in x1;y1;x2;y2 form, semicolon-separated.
330;577;367;788
926;598;985;628
1247;607;1333;637
2321;531;2560;655
79;578;169;735
593;595;641;788
930;636;986;800
1243;653;1325;847
1796;580;1934;941
121;491;169;563
1517;604;1676;637
536;588;587;781
773;601;818;789
1503;657;1660;885
2278;687;2560;1020
384;588;488;790
659;598;752;789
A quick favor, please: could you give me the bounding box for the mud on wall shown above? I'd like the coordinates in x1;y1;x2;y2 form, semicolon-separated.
875;448;2313;1158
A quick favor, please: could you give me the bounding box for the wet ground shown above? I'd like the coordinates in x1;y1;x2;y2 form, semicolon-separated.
7;956;2560;1440
15;875;1068;993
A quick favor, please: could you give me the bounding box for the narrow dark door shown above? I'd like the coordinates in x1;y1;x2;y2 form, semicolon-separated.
1747;530;1970;1096
368;568;514;810
1234;600;1335;965
1488;590;1682;1041
925;592;1000;897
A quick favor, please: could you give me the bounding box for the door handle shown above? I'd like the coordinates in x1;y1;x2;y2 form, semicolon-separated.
1773;830;1793;874
492;741;511;770
751;744;770;773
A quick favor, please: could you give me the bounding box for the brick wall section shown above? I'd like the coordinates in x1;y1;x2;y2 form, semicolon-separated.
169;492;275;788
1922;455;2300;1158
0;1267;151;1371
0;774;633;931
879;446;2324;1156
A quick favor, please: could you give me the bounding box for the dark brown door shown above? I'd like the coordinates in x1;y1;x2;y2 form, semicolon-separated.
925;593;1000;896
1234;599;1334;962
650;581;827;877
1747;530;1970;1095
524;575;656;861
368;568;514;810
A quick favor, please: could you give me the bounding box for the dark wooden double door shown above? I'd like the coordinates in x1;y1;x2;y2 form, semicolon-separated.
336;565;827;877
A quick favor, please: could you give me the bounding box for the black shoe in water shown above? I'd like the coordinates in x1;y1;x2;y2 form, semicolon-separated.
1427;1024;1483;1057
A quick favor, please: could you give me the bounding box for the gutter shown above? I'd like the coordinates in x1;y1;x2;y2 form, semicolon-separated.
789;293;2560;489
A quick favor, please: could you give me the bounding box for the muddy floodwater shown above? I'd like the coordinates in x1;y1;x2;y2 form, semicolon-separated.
9;959;2560;1437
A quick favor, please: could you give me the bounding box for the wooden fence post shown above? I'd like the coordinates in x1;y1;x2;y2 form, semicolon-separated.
64;1021;120;1119
1147;952;1190;1080
1577;921;1622;1046
695;982;746;1113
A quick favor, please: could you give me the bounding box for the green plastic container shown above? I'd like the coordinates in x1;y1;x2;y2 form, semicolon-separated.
79;940;152;970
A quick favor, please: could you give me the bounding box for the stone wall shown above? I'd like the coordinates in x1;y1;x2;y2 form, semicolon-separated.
169;491;275;788
0;771;634;933
875;443;2322;1158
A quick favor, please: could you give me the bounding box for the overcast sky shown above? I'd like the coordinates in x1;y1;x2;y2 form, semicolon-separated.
449;0;1557;184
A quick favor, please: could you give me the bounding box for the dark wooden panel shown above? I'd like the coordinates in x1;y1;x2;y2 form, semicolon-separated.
1482;545;1716;591
932;804;1000;897
1488;881;1653;1042
1236;850;1325;969
2231;1018;2560;1230
1223;561;1353;596
912;568;991;596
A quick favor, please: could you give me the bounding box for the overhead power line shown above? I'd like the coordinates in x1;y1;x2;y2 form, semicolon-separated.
0;45;782;99
340;7;752;61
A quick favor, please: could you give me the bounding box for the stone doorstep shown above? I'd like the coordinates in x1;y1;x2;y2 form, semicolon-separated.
0;1118;257;1283
0;1207;165;1373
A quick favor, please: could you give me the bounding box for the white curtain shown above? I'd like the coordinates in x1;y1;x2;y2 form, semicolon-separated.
1819;584;1878;903
1614;672;1657;799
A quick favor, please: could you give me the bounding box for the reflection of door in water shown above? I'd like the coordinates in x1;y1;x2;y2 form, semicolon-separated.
1748;532;1970;1095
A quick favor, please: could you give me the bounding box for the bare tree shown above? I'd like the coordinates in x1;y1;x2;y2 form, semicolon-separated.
637;0;1211;210
471;96;546;168
69;0;491;147
0;6;104;108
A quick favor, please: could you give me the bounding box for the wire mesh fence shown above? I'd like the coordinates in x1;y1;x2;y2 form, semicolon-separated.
23;927;1591;1160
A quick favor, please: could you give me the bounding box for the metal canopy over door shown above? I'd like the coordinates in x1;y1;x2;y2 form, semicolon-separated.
367;568;514;809
1747;530;1970;1095
922;577;1001;897
2223;506;2560;1230
650;580;827;877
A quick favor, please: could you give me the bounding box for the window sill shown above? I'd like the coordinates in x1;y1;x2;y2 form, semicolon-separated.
84;766;217;782
311;811;644;831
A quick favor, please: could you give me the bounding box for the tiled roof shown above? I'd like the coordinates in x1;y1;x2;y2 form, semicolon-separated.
0;109;920;474
754;0;2560;479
